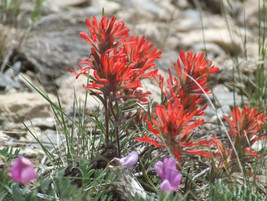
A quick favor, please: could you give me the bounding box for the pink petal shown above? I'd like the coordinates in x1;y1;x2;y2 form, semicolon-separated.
160;180;174;193
119;151;138;169
21;166;37;184
154;161;164;180
10;156;37;184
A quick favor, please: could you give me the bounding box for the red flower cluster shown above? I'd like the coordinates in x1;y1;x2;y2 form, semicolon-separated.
212;105;267;172
71;16;161;103
155;50;219;116
136;98;213;162
173;50;219;94
136;50;219;162
80;16;129;52
71;16;266;178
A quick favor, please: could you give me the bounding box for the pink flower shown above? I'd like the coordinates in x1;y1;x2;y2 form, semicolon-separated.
119;151;138;169
10;156;37;184
154;157;182;193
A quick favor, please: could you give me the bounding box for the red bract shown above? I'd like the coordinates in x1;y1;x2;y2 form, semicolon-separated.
173;50;219;94
136;98;213;162
123;36;162;75
80;16;129;53
223;105;267;158
71;17;162;104
167;82;207;116
154;51;219;116
155;70;207;116
210;105;267;176
82;51;142;98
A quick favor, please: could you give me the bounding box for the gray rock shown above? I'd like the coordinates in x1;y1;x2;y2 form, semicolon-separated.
212;84;245;107
4;62;21;77
0;92;56;122
188;0;242;15
178;28;243;55
0;73;21;90
3;121;27;139
46;0;87;8
176;10;226;32
19;8;102;79
20;148;44;159
25;117;55;130
56;74;101;112
113;0;133;7
90;0;121;15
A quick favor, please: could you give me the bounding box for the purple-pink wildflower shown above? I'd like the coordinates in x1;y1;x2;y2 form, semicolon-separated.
10;156;37;185
119;151;138;169
154;157;182;193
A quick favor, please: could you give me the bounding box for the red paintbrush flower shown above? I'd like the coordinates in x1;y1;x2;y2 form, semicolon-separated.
82;50;141;96
173;50;219;94
153;51;219;116
210;105;267;176
154;68;207;116
71;17;162;104
80;16;129;53
136;98;213;162
223;105;267;158
123;36;162;76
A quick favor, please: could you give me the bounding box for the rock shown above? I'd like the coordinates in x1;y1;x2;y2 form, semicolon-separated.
113;0;133;7
3;122;27;139
178;28;243;56
17;71;45;92
237;0;264;29
24;117;55;130
0;73;21;90
118;0;178;22
173;0;190;9
3;130;27;139
142;79;161;105
90;0;121;15
18;8;102;82
110;167;147;200
192;43;227;64
56;75;101;113
134;0;162;16
176;10;227;32
0;130;12;145
246;42;258;58
252;139;267;152
188;0;222;14
132;23;164;45
188;0;242;15
46;0;87;8
156;0;179;21
20;148;44;159
0;92;56;122
4;61;21;77
36;130;65;147
212;84;245;107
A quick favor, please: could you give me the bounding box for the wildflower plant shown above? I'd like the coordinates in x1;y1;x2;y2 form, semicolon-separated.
2;12;267;200
211;105;267;178
136;51;219;162
69;15;267;196
71;16;161;156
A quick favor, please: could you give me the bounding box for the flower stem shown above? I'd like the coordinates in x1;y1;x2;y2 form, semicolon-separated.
110;101;121;157
104;96;109;144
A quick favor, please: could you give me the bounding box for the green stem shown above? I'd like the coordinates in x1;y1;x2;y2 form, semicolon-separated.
104;96;109;144
109;101;121;157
